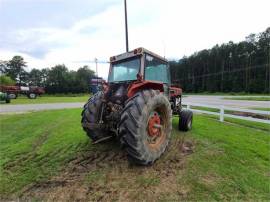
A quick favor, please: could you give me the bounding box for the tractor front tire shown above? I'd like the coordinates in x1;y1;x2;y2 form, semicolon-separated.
119;90;172;165
8;93;17;99
178;109;193;131
28;93;37;99
81;92;109;142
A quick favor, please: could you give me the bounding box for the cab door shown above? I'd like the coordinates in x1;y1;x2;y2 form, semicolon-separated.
144;53;170;98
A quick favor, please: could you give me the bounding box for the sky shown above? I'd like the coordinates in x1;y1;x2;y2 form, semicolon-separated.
0;0;269;79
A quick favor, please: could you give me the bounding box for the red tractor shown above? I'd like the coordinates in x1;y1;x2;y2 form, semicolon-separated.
81;48;193;165
0;85;45;99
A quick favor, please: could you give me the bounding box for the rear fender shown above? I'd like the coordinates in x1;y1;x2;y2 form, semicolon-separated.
127;81;164;98
170;87;182;98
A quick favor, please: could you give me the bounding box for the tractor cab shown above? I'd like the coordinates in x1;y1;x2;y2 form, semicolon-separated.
108;47;170;84
107;47;171;98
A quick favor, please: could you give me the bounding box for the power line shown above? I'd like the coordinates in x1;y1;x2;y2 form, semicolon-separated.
72;60;109;64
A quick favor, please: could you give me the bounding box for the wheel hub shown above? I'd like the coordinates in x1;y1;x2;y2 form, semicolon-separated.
148;112;161;137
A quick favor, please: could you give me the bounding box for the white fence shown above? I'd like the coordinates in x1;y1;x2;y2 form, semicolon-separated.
182;102;270;124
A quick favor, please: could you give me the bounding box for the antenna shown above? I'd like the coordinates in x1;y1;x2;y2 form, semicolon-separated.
162;40;166;59
124;0;129;52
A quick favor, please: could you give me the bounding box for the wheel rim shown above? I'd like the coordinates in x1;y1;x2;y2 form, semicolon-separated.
9;94;16;99
146;108;168;150
148;111;161;137
187;120;192;129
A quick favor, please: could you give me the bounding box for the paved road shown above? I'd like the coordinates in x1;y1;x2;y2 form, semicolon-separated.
0;96;269;114
0;102;84;114
183;95;270;108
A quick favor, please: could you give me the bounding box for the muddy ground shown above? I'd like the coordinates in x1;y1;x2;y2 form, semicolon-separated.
18;138;194;202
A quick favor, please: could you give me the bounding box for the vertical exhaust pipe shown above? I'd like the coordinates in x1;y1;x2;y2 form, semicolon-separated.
124;0;129;52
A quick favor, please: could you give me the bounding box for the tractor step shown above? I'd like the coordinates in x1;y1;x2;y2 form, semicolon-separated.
92;136;113;144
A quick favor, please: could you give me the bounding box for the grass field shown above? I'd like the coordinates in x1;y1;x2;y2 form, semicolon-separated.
1;95;90;105
223;96;270;101
0;109;269;201
250;107;270;111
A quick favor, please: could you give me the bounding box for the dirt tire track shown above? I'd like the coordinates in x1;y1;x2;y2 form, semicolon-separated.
20;138;194;201
21;142;127;199
2;120;66;172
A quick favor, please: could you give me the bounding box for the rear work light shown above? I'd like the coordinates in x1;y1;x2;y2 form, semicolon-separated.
134;48;142;55
110;56;116;62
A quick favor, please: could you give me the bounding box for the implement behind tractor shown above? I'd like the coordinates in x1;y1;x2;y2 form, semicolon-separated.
81;48;193;165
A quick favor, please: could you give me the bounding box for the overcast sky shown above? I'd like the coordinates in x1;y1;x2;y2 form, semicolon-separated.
0;0;269;79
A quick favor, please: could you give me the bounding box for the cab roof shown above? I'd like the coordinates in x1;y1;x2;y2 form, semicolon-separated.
110;47;168;63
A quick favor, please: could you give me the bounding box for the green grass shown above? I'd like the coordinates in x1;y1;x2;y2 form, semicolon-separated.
42;93;89;97
189;106;220;113
184;106;270;125
176;116;269;201
187;105;270;113
185;105;241;115
223;96;270;101
196;113;270;131
0;109;269;201
250;107;270;111
1;95;90;105
0;109;89;196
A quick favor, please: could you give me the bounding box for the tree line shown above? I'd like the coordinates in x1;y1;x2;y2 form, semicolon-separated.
0;28;269;94
169;27;270;93
0;57;95;94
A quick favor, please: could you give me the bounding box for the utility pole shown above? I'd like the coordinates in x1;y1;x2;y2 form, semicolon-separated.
95;58;98;77
266;46;270;92
221;59;224;92
245;53;249;92
95;58;98;86
124;0;129;52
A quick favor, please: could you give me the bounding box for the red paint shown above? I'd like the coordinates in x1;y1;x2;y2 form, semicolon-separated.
169;86;182;98
148;112;161;137
0;85;45;95
127;80;164;98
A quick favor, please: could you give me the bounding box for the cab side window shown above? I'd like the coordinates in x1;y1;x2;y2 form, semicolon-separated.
144;54;169;83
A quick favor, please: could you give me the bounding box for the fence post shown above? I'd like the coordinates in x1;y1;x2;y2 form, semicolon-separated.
187;104;190;110
220;106;224;122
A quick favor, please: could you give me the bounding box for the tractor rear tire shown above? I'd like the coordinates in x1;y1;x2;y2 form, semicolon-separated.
178;110;193;131
119;89;172;165
81;92;109;142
